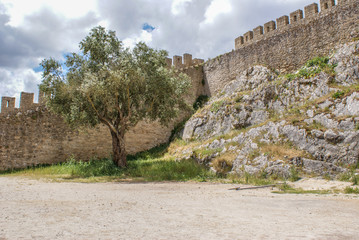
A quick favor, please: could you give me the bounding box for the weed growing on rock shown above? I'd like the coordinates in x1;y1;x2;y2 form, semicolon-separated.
332;90;345;99
210;100;225;113
285;56;336;81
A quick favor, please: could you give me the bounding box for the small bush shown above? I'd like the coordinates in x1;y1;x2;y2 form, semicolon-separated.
289;167;300;182
306;56;329;68
210;100;225;113
285;56;336;81
332;90;345;99
285;73;296;81
344;186;359;194
64;157;123;178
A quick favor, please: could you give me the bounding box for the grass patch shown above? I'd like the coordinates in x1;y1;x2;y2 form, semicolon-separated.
260;142;306;160
228;172;277;186
344;186;359;194
273;182;335;194
2;144;219;183
193;147;223;159
338;169;359;185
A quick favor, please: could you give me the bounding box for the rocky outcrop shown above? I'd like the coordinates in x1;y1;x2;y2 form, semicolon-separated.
176;41;359;178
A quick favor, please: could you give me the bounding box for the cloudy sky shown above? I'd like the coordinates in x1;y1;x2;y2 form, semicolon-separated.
0;0;319;106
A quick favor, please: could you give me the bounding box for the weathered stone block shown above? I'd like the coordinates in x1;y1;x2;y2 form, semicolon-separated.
20;92;34;110
173;56;183;69
1;97;16;114
320;0;335;11
264;21;276;34
290;9;303;23
193;58;204;65
244;31;253;43
253;26;264;39
235;36;244;49
276;15;289;29
305;3;319;18
183;53;192;67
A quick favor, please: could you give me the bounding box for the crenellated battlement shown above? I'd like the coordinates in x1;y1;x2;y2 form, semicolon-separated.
165;54;204;69
0;91;46;115
235;0;346;50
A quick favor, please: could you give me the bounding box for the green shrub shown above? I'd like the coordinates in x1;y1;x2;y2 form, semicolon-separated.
344;186;359;194
306;56;330;68
285;56;336;81
289;167;300;182
332;90;345;99
210;100;225;113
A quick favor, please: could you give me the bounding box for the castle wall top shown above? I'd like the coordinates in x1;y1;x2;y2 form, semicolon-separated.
206;0;359;95
235;0;348;50
1;91;45;115
166;54;204;69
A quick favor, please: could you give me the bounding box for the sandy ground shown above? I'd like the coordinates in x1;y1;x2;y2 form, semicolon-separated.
0;177;358;240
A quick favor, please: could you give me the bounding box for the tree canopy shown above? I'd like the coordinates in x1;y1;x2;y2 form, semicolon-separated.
40;26;191;167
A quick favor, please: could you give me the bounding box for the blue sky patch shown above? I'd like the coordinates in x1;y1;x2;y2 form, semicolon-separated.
142;23;155;32
33;65;43;73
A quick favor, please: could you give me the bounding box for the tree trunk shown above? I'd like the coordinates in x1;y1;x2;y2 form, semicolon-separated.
110;128;127;168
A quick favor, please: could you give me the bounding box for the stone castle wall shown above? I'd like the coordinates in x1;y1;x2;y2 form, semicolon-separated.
0;54;205;170
204;0;359;94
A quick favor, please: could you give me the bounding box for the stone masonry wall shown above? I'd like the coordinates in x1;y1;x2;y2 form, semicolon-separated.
204;0;359;94
0;54;205;170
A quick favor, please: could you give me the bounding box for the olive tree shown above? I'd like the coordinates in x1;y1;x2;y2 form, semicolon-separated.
40;26;190;167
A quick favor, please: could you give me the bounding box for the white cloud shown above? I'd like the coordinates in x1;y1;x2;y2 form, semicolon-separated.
203;0;232;25
171;0;193;15
0;67;42;106
123;30;153;49
2;0;98;27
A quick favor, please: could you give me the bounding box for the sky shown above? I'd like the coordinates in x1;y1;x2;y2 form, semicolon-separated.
0;0;320;106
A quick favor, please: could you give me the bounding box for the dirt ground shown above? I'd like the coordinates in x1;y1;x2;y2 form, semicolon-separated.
0;177;358;240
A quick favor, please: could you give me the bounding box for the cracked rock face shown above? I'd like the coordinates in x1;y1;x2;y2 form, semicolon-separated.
179;41;359;177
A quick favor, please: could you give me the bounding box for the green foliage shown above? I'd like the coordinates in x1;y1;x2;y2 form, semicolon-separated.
285;73;297;81
275;184;332;194
344;186;359;194
332;90;345;99
193;148;223;158
339;168;359;185
289;167;300;182
63;157;123;178
40;26;190;128
193;95;209;110
305;56;330;68
285;56;336;81
125;159;213;181
210;100;225;113
228;172;277;186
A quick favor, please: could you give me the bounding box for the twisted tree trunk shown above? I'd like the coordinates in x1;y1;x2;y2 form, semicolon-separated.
110;128;127;168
